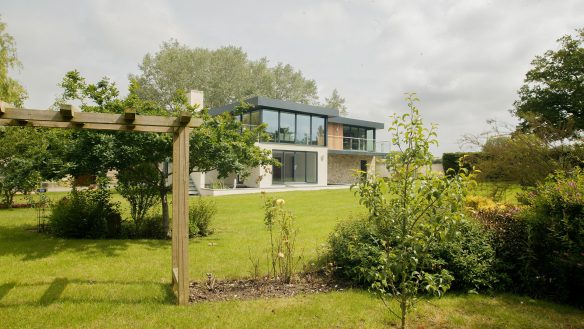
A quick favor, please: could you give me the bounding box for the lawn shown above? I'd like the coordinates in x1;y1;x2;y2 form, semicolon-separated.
0;189;582;328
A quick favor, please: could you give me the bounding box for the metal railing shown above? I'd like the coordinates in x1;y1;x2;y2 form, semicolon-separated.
327;135;390;154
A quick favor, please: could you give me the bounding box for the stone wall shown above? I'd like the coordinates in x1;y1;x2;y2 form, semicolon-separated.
327;154;376;184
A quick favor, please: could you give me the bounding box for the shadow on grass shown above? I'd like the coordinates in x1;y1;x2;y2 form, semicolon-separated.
0;277;177;308
0;224;170;261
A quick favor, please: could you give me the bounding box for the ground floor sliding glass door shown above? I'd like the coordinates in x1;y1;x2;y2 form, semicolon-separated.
272;150;317;184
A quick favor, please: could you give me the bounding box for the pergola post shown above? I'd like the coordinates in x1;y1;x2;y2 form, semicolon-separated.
171;122;190;305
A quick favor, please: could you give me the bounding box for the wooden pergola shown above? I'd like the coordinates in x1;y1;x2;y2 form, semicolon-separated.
0;100;200;305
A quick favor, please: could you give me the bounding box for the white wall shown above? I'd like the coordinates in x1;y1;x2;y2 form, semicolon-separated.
256;143;328;187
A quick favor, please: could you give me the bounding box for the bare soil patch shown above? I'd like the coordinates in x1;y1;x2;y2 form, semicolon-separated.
189;275;349;303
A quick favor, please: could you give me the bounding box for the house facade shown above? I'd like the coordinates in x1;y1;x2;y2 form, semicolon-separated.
193;96;389;192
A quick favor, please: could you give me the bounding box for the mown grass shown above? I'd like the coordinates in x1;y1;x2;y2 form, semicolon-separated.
1;188;582;328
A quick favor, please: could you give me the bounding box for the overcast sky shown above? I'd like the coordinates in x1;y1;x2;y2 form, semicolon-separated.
2;0;582;154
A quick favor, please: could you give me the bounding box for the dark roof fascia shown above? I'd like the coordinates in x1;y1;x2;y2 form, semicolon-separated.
328;116;384;130
209;96;339;117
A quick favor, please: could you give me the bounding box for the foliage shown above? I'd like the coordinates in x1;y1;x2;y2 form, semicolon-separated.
518;169;584;305
124;211;166;239
441;152;479;176
324;88;348;116
350;94;474;329
116;164;160;233
0;17;27;106
328;215;496;293
57;71;275;236
190;105;278;180
0;127;48;207
475;133;559;186
188;197;216;238
263;196;299;283
327;216;384;286
513;28;584;140
471;205;528;293
430;219;497;292
130;40;324;110
48;187;122;239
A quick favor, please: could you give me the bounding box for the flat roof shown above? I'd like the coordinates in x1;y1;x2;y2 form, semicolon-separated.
329;116;384;129
209;96;384;130
210;96;339;117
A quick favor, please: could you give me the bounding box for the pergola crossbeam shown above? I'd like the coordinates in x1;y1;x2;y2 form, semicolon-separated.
0;106;202;130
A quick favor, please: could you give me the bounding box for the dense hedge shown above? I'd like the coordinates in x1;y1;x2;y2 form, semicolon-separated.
518;169;584;305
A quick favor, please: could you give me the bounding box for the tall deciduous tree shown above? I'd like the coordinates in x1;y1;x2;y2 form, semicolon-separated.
513;28;584;140
130;40;325;109
325;88;348;116
0;17;27;106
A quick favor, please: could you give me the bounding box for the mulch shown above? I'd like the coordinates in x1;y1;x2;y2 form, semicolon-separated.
189;274;349;303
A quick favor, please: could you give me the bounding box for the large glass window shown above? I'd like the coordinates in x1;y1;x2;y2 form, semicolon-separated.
296;114;311;144
263;110;279;142
250;111;261;128
283;152;295;181
272;150;317;184
294;152;306;182
279;112;295;143
252;109;327;146
306;152;317;183
343;125;375;151
311;116;326;146
272;151;283;183
242;113;251;130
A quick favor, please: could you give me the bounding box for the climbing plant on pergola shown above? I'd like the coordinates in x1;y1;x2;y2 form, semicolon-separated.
0;101;197;305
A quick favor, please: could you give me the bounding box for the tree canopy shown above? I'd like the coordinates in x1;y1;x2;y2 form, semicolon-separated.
130;40;326;110
513;28;584;140
325;88;348;116
0;17;27;106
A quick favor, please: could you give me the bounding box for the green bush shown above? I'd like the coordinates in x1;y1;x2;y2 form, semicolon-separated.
518;169;584;305
442;152;480;176
328;216;496;292
431;219;497;292
189;197;216;237
48;188;122;239
327;217;383;286
120;211;166;239
471;205;528;293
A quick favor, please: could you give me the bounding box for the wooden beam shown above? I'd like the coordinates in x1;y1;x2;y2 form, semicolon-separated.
172;125;190;305
124;109;136;122
0;119;175;133
179;112;192;125
0;107;202;128
0;101;13;114
59;104;77;119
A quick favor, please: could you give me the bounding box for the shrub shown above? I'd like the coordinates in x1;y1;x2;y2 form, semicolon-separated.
471;205;527;293
430;219;497;292
328;216;496;292
189;197;216;237
442;152;480;176
328;216;383;286
48;188;122;239
518;169;584;305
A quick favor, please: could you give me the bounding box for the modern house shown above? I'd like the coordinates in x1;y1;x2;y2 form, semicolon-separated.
191;96;389;195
